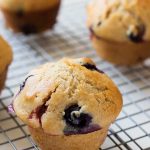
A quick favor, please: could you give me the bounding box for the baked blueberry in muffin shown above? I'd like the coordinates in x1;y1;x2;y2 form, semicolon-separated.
13;58;122;150
127;24;145;43
87;0;150;65
82;63;104;73
63;104;101;135
19;75;34;93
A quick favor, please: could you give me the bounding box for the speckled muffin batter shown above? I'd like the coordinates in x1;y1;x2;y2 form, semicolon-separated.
87;0;150;65
0;36;13;93
13;58;122;150
0;0;60;34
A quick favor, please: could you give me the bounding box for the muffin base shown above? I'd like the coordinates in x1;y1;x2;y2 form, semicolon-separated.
0;69;8;93
1;2;60;34
91;36;150;66
29;127;108;150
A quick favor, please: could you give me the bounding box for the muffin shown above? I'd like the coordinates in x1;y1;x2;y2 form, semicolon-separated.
0;36;13;93
0;0;61;34
13;58;122;150
87;0;150;65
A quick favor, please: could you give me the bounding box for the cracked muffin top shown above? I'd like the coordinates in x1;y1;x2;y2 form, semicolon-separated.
0;0;60;12
87;0;150;42
0;36;13;73
13;58;122;135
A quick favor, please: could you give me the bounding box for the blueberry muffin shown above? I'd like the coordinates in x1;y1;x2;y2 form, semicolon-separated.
0;36;13;93
0;0;61;34
87;0;150;65
13;58;122;150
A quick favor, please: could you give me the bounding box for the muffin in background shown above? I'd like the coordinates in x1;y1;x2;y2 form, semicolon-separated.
0;0;61;34
0;36;13;93
87;0;150;65
13;58;122;150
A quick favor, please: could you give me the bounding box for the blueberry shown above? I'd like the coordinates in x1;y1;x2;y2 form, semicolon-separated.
127;25;145;43
63;104;101;135
21;24;38;35
8;103;14;113
29;90;55;124
89;26;101;40
19;75;33;93
97;21;102;26
29;103;48;124
82;63;104;73
89;26;95;40
16;9;24;17
64;104;92;128
64;124;101;135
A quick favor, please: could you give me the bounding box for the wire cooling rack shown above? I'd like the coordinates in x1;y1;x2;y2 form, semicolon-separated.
0;0;150;150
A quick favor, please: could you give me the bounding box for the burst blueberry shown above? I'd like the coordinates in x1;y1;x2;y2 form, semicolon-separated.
127;25;145;43
63;104;101;135
82;63;104;73
19;75;33;92
64;104;92;128
29;103;48;124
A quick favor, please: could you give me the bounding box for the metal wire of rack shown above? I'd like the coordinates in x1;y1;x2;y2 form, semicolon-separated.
0;0;150;150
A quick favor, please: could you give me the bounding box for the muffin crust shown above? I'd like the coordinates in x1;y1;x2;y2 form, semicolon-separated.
0;0;60;12
14;58;122;135
87;0;150;42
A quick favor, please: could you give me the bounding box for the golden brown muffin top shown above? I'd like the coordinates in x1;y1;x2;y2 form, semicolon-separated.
0;36;13;73
0;0;60;12
13;58;122;135
87;0;150;42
